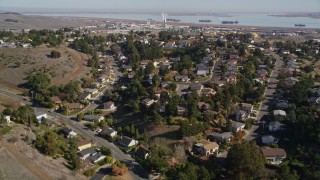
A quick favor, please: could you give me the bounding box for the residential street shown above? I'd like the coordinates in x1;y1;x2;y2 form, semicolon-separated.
0;61;147;180
245;52;284;141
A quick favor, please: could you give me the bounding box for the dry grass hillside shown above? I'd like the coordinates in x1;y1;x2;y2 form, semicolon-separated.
0;46;89;92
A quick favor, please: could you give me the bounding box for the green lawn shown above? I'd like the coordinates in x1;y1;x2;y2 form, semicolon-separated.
193;76;211;82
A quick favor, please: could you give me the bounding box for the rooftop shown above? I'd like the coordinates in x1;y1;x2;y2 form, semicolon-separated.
260;146;286;157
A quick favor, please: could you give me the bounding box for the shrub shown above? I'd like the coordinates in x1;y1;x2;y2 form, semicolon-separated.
50;50;61;59
112;160;128;176
84;168;95;177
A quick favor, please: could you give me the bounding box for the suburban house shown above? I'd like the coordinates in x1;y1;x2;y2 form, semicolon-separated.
282;50;290;55
118;136;139;148
97;77;108;83
309;96;320;105
197;102;211;111
193;140;219;156
268;121;283;132
123;65;133;72
58;127;77;138
276;101;289;109
227;58;237;65
262;135;278;144
210;132;234;144
50;96;61;105
284;77;299;89
128;72;135;79
99;126;117;138
135;146;150;160
104;101;116;110
67;103;84;110
174;75;190;82
236;110;248;121
230;120;245;133
177;106;187;115
85;88;99;95
189;84;204;92
160;104;166;113
273;110;287;120
78;92;91;101
257;69;268;80
224;75;237;84
260;146;287;165
89;153;106;164
201;56;212;64
76;138;92;151
241;103;253;113
77;147;97;160
84;115;105;122
142;98;155;107
35;112;48;123
199;88;216;96
197;64;209;76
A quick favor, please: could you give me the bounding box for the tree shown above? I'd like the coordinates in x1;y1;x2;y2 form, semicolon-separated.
145;62;155;75
130;124;136;136
227;141;266;179
278;163;299;180
77;113;84;122
41;117;47;125
70;152;81;170
152;74;161;88
135;129;140;139
101;146;112;156
50;50;61;58
27;71;51;93
16;105;35;125
288;110;296;122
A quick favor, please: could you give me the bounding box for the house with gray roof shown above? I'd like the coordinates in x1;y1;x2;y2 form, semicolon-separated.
210;132;234;143
99;126;117;138
230;120;245;133
118;136;139;148
268;121;283;132
89;153;106;164
84;115;105;122
77;147;97;160
197;64;209;76
273;110;286;121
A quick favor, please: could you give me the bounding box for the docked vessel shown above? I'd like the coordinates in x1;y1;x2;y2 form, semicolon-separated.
199;19;212;23
295;24;306;27
166;18;181;22
222;20;239;24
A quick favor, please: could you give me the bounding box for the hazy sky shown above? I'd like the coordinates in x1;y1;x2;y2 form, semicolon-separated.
0;0;319;12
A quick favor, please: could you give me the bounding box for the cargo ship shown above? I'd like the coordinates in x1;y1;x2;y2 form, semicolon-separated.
222;20;239;24
295;24;306;27
166;18;181;22
199;19;212;23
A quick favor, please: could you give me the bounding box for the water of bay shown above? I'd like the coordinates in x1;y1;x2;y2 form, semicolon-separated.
25;12;320;28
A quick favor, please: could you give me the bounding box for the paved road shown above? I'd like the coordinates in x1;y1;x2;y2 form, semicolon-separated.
50;112;147;180
245;52;284;141
210;58;223;83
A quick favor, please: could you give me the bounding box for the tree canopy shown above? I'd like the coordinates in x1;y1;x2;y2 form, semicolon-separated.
227;141;266;179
